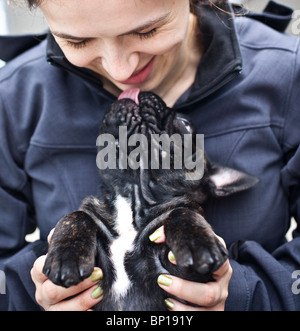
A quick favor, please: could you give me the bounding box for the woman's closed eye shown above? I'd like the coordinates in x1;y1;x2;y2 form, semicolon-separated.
65;39;90;49
132;28;158;40
64;28;158;50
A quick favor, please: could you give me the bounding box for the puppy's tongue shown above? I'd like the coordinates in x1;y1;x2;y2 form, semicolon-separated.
118;88;140;105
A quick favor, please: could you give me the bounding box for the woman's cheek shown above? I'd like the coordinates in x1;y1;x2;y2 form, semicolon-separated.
62;48;95;68
136;32;186;56
54;38;96;68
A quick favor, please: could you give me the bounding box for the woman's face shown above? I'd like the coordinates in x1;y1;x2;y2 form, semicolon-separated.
40;0;192;95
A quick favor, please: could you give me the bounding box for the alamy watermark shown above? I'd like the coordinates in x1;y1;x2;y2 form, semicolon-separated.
292;270;300;295
0;270;6;295
96;127;204;181
292;10;300;35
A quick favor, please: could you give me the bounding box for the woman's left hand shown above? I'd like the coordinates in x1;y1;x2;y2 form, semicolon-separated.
150;227;232;311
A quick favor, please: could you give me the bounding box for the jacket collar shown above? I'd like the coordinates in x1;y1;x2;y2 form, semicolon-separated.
46;33;104;91
186;0;243;108
0;34;47;62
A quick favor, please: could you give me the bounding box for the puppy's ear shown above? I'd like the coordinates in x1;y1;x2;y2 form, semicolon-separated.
209;165;259;197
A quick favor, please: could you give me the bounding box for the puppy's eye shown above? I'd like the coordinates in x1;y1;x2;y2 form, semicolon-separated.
178;118;193;134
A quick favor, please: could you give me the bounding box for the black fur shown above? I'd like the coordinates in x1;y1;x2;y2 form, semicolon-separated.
43;92;258;310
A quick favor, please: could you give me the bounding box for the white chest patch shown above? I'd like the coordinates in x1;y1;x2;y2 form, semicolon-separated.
110;195;137;298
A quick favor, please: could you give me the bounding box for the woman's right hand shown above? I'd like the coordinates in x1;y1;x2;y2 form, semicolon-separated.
30;229;103;311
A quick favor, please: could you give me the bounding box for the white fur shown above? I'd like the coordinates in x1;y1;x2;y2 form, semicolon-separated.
110;195;137;298
210;168;240;188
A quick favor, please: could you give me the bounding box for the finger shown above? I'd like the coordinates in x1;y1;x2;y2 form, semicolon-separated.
213;260;232;281
168;251;176;265
47;228;55;243
38;276;97;308
158;274;221;307
149;226;166;243
48;284;103;311
41;268;103;306
215;235;227;248
165;297;224;311
164;298;202;311
31;255;49;307
31;255;48;285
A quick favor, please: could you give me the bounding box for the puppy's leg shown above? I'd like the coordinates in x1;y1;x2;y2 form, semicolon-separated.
164;208;228;277
43;211;100;288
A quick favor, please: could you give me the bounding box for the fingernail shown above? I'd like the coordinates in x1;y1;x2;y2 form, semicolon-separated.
158;274;173;286
164;298;175;310
168;251;176;262
91;286;103;299
149;228;162;242
89;269;103;282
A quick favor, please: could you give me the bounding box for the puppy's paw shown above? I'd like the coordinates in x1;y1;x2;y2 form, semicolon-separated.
43;211;98;288
165;209;228;276
172;232;228;274
43;244;96;288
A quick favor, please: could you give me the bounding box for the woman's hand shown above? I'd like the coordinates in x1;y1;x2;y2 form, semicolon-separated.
30;229;103;311
31;226;231;311
150;226;232;311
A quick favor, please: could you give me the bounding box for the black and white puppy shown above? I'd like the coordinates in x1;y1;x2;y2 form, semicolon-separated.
43;89;258;311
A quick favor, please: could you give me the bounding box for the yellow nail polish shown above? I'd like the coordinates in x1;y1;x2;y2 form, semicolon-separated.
168;251;176;262
164;299;175;310
158;274;173;286
149;228;162;242
89;269;103;282
91;286;103;299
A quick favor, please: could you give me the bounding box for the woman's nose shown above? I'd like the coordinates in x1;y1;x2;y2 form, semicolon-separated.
100;39;139;82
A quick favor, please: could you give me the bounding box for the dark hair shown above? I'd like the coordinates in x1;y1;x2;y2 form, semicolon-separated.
25;0;41;8
25;0;225;9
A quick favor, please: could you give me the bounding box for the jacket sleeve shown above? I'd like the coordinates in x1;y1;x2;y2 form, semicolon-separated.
0;93;36;255
0;92;38;310
226;41;300;311
226;239;300;310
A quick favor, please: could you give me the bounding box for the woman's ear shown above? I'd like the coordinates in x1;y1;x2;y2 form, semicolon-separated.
209;165;259;197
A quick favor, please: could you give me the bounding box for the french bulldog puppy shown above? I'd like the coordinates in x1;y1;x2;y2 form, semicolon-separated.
43;89;258;311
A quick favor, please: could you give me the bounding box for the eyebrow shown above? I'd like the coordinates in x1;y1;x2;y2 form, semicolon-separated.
51;12;170;41
119;13;170;36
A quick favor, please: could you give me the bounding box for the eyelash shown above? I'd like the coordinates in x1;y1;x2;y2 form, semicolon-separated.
66;28;157;49
66;40;89;49
133;28;158;40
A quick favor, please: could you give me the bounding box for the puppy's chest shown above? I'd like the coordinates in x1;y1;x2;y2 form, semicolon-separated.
109;195;137;297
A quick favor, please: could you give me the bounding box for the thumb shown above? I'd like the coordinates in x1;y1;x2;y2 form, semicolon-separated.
47;228;55;244
149;226;166;244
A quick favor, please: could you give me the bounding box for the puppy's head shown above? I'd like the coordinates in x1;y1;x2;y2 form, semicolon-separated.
98;89;258;205
100;88;190;137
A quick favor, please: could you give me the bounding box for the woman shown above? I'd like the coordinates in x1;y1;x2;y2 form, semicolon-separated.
0;0;299;311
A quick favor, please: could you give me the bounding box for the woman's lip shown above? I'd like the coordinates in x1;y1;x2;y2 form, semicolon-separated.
119;57;155;85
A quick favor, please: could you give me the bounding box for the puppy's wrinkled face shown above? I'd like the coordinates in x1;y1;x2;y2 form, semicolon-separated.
98;89;259;205
101;89;190;139
99;89;204;202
